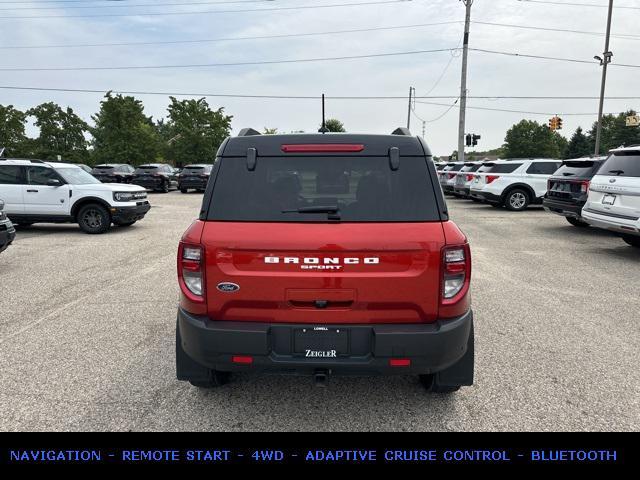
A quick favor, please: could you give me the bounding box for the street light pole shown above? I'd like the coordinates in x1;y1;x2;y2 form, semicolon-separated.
594;0;614;155
457;0;473;162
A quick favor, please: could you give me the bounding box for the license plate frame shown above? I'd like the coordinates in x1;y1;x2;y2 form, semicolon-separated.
602;194;617;206
293;327;349;357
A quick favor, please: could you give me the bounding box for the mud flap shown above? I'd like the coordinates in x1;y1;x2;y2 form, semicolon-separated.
176;319;211;382
434;320;474;387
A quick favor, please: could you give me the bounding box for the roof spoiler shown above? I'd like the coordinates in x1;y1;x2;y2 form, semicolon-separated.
238;128;261;137
391;127;411;136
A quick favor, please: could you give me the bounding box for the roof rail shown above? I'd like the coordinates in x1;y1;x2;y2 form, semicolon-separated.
391;127;411;136
237;128;262;137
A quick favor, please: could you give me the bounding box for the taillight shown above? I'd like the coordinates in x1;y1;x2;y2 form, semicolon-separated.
466;174;474;182
547;179;552;191
486;175;500;184
448;173;456;179
281;144;364;153
178;242;204;301
441;244;471;305
580;180;590;193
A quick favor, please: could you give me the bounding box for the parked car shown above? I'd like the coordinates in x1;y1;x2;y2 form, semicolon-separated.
92;164;135;183
176;128;474;392
543;157;606;227
581;146;640;247
178;164;213;193
0;198;16;254
469;158;562;211
440;162;465;195
0;159;150;234
453;162;484;198
131;164;178;193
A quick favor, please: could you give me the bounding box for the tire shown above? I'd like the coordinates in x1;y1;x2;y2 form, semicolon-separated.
160;181;170;193
622;234;640;248
114;220;136;227
180;189;188;194
419;374;461;394
77;203;111;234
566;217;589;228
189;370;231;389
504;188;530;211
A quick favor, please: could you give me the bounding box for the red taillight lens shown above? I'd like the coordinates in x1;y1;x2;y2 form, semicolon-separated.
441;244;471;305
580;180;590;193
486;175;500;184
448;173;456;179
389;358;411;367
232;355;253;365
466;174;474;182
178;242;204;301
281;144;364;153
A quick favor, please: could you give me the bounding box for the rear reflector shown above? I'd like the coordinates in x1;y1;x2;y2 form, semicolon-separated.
232;355;253;365
389;358;411;367
281;144;365;153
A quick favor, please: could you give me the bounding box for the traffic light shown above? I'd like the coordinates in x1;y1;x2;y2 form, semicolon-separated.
548;117;557;130
472;134;481;146
556;117;563;130
465;134;472;147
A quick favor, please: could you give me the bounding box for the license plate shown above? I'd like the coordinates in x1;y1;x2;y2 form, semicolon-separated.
602;194;617;205
294;327;349;357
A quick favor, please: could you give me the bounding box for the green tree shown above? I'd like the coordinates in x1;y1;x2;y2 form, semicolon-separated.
321;118;346;133
503;119;565;158
0;104;30;157
27;102;89;163
587;110;640;154
162;97;232;166
91;92;162;166
263;127;279;134
565;126;591;159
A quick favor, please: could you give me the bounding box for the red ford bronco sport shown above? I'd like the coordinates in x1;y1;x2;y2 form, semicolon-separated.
176;128;474;392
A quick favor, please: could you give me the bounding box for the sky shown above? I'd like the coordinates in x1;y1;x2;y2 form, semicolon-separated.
0;0;638;157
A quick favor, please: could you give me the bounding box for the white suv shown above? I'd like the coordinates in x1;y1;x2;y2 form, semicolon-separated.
0;159;150;234
581;146;640;248
469;158;562;211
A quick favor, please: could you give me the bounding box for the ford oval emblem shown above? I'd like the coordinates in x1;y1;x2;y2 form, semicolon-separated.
217;282;240;293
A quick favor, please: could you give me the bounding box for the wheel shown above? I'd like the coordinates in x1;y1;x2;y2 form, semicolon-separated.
504;189;530;211
419;374;460;393
114;220;136;227
622;234;640;248
566;217;589;228
77;203;111;234
189;370;231;389
180;189;188;194
160;181;170;193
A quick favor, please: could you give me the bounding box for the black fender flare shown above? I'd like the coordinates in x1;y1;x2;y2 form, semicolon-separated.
501;183;536;203
70;197;113;221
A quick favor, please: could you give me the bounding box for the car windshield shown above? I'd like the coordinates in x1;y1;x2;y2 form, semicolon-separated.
56;167;101;185
598;152;640;177
208;156;440;222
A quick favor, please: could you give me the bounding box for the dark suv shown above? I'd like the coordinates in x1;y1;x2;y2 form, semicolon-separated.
92;164;135;183
0;198;16;254
543;157;606;227
178;164;213;193
175;128;474;392
131;164;178;193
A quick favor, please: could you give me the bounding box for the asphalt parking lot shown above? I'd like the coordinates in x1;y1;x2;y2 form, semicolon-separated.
0;192;638;432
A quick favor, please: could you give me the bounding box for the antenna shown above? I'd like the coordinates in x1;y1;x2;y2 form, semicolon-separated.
319;94;328;133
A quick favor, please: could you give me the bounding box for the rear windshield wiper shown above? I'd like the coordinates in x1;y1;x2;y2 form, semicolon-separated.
282;205;341;220
562;172;575;176
609;169;625;176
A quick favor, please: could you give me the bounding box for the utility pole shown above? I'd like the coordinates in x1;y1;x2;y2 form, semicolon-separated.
407;86;414;130
457;0;473;163
594;0;614;155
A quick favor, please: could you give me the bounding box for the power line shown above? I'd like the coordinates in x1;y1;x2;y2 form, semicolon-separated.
415;100;620;116
0;0;414;19
2;85;639;101
0;48;457;72
0;0;270;11
516;0;640;10
0;21;461;50
470;48;640;69
472;20;640;40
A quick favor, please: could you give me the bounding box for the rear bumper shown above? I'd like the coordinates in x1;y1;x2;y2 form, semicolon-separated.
454;186;470;197
177;308;473;376
0;219;16;253
131;178;164;190
542;198;584;218
442;184;455;194
178;178;208;190
111;202;150;223
582;208;640;236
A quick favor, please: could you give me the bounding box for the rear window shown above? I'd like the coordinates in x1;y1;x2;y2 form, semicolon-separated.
207;156;440;222
554;160;603;178
486;163;522;174
448;164;465;172
93;165;114;171
598;152;640;177
134;166;159;174
0;165;24;185
461;164;481;172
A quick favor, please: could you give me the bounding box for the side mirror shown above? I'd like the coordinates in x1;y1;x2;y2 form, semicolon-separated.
47;179;62;187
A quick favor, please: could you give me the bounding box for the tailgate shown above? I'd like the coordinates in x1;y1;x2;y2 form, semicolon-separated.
202;222;445;324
